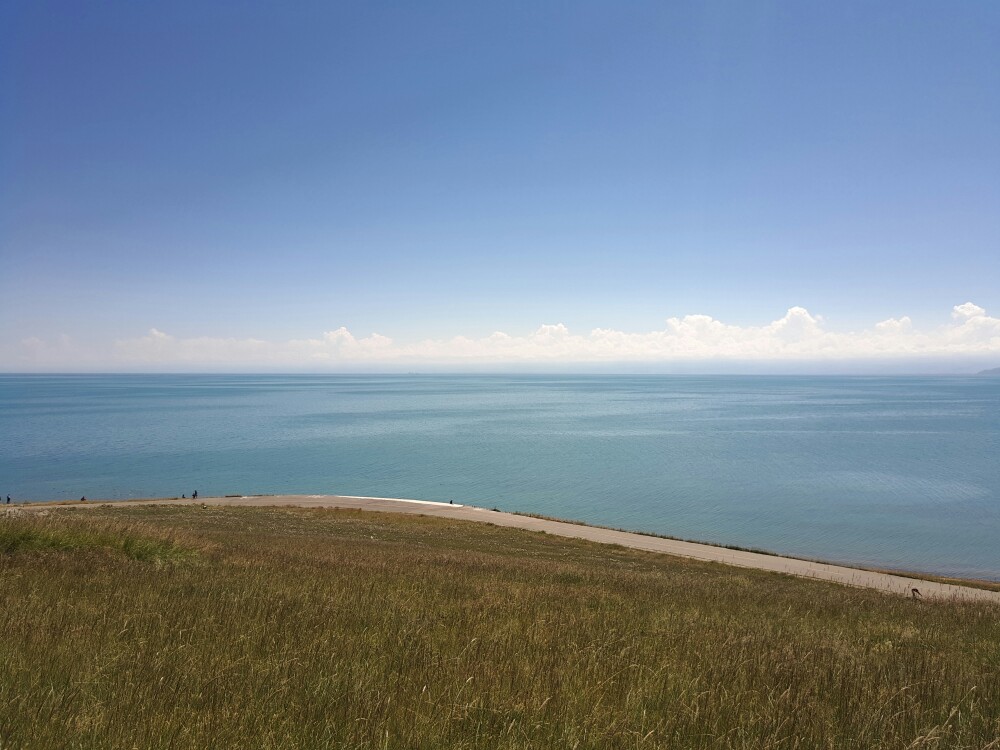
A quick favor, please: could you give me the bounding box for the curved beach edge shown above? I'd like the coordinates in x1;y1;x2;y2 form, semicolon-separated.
13;493;1000;604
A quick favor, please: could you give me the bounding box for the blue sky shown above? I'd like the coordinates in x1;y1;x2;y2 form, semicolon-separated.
2;1;998;370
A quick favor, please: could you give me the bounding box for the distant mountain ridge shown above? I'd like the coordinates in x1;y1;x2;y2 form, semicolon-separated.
977;367;1000;376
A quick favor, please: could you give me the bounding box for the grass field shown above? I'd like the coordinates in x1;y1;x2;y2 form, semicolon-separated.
2;505;999;749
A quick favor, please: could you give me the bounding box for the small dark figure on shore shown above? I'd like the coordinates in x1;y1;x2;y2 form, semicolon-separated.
449;499;453;505
192;490;198;499
182;494;186;499
5;495;9;505
911;588;922;599
80;496;86;502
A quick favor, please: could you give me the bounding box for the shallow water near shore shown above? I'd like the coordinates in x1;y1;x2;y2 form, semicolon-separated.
2;374;998;579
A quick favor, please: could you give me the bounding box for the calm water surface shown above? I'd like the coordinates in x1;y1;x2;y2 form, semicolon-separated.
2;374;998;579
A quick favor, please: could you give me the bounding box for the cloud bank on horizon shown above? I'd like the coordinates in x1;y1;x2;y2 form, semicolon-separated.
11;303;1000;371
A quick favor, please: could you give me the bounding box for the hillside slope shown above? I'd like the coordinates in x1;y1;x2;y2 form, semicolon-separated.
2;505;999;749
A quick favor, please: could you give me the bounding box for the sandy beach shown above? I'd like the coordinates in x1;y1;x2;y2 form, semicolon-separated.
19;493;1000;604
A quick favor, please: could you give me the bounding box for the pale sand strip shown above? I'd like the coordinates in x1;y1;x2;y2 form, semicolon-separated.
29;493;1000;604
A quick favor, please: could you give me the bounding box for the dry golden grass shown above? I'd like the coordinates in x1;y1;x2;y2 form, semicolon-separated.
1;505;998;749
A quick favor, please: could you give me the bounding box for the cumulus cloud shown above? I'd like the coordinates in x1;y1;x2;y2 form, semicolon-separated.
10;302;1000;369
952;302;986;320
874;316;912;334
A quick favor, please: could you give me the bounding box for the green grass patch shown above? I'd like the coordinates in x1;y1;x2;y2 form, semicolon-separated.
1;505;998;749
0;514;197;563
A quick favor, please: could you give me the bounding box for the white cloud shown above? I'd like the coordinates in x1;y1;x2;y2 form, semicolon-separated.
952;302;987;320
766;306;823;342
14;334;98;368
118;329;271;363
874;316;912;333
9;303;1000;369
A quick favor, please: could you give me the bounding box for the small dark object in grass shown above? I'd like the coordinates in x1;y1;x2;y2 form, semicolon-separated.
912;588;922;599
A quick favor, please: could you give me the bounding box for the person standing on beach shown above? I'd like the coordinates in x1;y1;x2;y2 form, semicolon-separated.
5;495;9;505
192;490;198;499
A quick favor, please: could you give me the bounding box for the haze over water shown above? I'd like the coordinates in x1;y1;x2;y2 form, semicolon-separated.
2;374;998;580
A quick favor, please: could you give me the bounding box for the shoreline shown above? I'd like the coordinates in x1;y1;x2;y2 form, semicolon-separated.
10;493;1000;603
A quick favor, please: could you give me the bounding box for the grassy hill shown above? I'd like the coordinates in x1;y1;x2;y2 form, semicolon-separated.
2;505;998;749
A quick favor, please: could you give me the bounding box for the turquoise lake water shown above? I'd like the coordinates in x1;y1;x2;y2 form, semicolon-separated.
2;374;998;579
